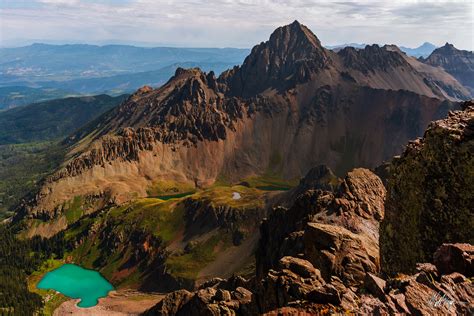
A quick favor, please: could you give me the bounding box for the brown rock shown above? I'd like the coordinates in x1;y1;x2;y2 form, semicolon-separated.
440;272;466;284
434;243;474;277
143;289;193;316
404;281;456;315
416;263;439;278
338;168;386;220
364;273;387;301
388;292;411;314
308;284;341;305
303;222;379;285
357;295;391;315
214;289;231;302
232;287;252;304
277;256;324;281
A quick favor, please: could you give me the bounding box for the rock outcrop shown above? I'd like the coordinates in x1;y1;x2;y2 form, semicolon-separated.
434;243;474;277
381;103;474;275
143;168;474;315
145;247;474;315
256;168;385;286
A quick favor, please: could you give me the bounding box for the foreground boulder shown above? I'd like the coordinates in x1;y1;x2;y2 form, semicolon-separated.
434;243;474;277
304;222;379;285
381;103;474;275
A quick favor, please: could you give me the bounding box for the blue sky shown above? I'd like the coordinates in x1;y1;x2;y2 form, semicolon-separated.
0;0;472;50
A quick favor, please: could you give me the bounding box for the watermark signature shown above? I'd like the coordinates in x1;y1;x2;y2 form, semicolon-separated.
427;292;455;309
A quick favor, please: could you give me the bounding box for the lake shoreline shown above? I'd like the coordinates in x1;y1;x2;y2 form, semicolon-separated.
53;290;164;315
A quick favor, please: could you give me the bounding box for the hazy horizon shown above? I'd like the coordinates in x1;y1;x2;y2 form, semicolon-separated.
1;0;473;51
0;39;448;51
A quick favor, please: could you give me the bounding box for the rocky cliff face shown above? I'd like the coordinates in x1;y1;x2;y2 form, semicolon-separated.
143;167;474;315
381;102;474;275
256;168;385;286
16;21;468;228
422;43;474;95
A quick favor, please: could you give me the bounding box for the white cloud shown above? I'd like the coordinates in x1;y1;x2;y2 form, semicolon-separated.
0;0;472;50
37;0;80;4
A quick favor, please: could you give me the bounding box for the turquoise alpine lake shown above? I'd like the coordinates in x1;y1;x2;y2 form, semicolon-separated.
37;264;114;308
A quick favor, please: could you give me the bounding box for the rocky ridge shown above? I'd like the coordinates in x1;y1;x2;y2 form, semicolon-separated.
143;245;473;315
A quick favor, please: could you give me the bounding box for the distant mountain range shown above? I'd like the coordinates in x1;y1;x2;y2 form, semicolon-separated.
0;86;77;111
0;44;249;109
326;42;438;58
400;42;438;58
2;41;471;110
0;43;249;82
38;61;238;95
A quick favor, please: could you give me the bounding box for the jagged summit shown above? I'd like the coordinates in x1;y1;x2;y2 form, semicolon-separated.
172;67;210;80
422;42;474;95
424;42;459;56
267;20;324;54
443;42;456;49
85;65;237;144
338;44;405;73
222;21;331;97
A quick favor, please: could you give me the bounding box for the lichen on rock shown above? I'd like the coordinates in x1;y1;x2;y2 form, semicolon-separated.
381;102;474;275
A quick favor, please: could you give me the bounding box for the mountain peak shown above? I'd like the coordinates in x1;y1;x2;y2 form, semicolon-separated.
420;42;435;47
443;42;455;49
268;20;323;54
224;21;330;97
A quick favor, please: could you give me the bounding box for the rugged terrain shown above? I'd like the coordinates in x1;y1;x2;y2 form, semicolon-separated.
143;105;474;315
422;43;474;95
16;21;469;225
6;22;473;315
